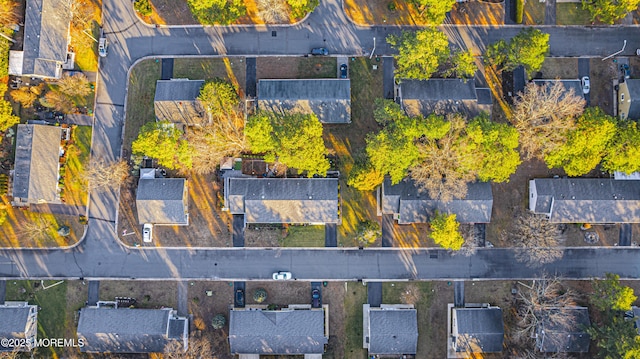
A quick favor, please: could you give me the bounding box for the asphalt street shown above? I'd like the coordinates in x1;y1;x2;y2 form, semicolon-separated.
7;0;640;282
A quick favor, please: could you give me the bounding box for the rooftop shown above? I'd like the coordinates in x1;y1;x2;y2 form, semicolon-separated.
367;306;418;355
536;307;591;353
136;178;188;225
453;307;504;353
154;79;206;125
398;79;491;118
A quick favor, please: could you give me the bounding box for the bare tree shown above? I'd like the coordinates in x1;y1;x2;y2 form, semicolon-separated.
163;335;214;359
257;0;289;23
187;111;246;174
512;277;580;358
59;0;94;28
510;211;564;268
82;160;129;192
510;81;585;160
19;216;54;243
0;0;19;27
410;115;475;202
452;223;479;257
57;73;91;98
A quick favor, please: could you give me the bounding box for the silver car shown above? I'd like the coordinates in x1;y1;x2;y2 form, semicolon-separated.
98;37;108;58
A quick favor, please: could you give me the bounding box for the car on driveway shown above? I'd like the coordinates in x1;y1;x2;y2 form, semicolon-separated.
98;37;108;57
311;47;329;56
272;271;292;280
581;76;590;94
142;223;153;243
340;64;347;78
235;288;245;307
312;289;321;308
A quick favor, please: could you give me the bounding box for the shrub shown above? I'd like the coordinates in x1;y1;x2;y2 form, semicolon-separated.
387;1;397;11
515;0;524;23
253;288;267;303
211;314;226;329
134;0;152;16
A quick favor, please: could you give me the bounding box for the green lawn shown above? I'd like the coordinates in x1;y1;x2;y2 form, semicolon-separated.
344;282;368;359
556;3;592;25
297;57;337;78
172;57;246;94
5;280;69;356
63;125;92;207
124;59;162;153
281;225;325;247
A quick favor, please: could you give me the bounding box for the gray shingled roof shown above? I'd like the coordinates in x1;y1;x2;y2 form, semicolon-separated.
399;79;491;118
257;79;351;123
529;179;640;223
381;177;493;224
229;309;327;354
154;80;206;125
624;79;640;119
454;307;504;353
532;80;584;100
136;178;188;225
368;309;418;355
77;307;186;353
226;178;339;224
22;0;70;78
12;124;61;204
0;305;33;337
536;307;591;353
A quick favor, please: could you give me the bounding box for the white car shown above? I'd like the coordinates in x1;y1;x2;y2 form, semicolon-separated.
581;76;590;94
98;37;108;58
272;271;292;280
142;223;153;243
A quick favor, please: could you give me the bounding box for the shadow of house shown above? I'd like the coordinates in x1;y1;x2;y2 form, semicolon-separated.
0;302;38;352
396;79;492;118
257;79;351;123
448;304;504;358
617;79;640;120
154;79;207;126
529;178;640;223
8;0;71;79
12;124;63;206
76;305;188;354
223;178;340;225
379;177;493;224
136;177;189;225
535;307;591;354
229;305;328;356
363;304;418;357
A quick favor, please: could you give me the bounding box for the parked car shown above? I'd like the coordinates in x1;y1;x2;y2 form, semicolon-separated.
312;289;321;308
98;37;108;57
142;223;153;243
581;76;590;94
621;64;630;79
272;271;292;280
340;64;347;78
311;47;329;56
235;288;245;306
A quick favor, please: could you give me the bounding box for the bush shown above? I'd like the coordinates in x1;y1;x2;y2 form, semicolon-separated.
515;0;524;23
0;30;13;78
253;288;267;303
211;314;226;329
134;0;152;16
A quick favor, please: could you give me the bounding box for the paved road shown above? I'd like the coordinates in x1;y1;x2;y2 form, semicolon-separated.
10;0;640;282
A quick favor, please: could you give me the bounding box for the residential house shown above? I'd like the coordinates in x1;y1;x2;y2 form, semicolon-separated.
77;305;188;353
0;302;38;352
136;175;189;225
363;304;418;357
12;124;63;206
532;79;585;99
535;307;591;353
448;304;504;357
224;177;340;225
8;0;71;79
379;177;493;224
229;306;328;355
617;79;640;120
529;178;640;223
257;79;351;123
154;79;206;126
396;78;492;118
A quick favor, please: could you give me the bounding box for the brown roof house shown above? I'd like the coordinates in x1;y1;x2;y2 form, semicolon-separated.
12;124;63;206
529;178;640;223
363;304;418;357
0;302;38;352
224;177;340;225
77;305;188;354
229;305;328;356
136;171;189;225
448;304;504;358
154;79;207;126
257;79;351;123
379;177;493;224
397;78;492;118
8;0;71;79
